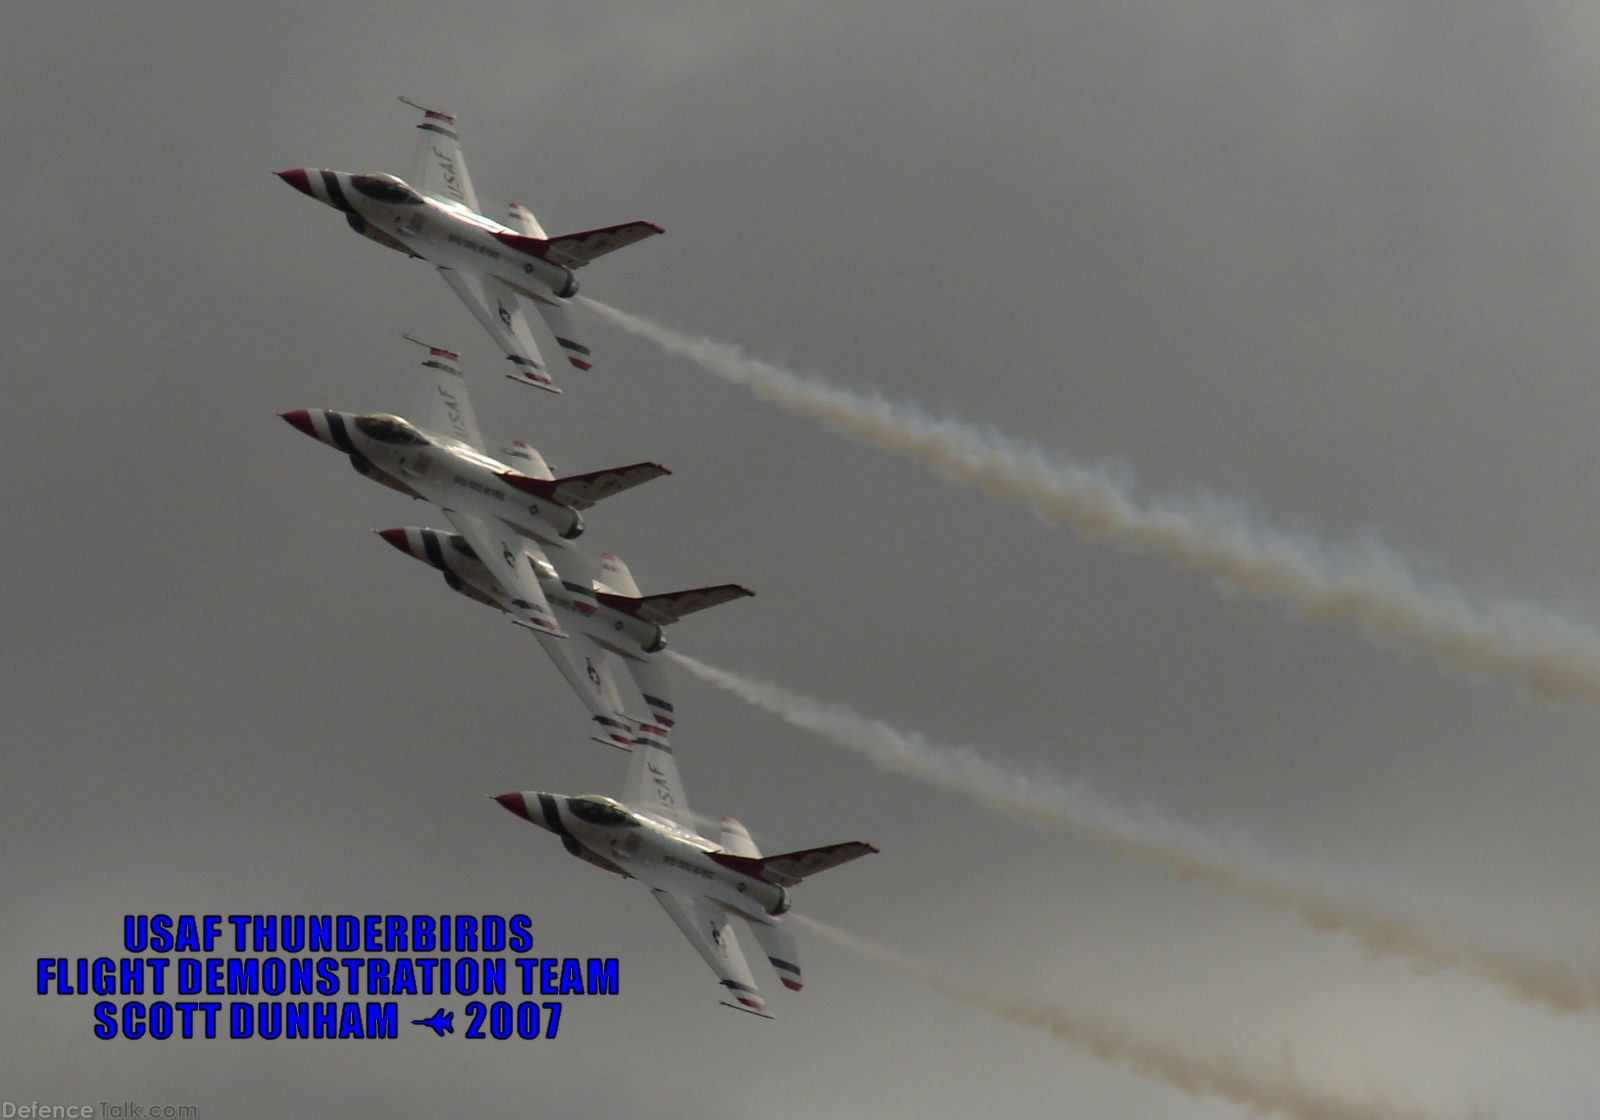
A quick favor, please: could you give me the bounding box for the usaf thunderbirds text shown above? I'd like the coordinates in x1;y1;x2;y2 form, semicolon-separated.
34;915;618;1040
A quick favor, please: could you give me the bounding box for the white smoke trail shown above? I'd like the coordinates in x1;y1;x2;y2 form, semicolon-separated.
585;297;1600;708
673;651;1600;1015
793;915;1458;1120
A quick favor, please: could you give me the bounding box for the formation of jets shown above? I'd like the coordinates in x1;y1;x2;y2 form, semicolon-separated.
277;100;874;1017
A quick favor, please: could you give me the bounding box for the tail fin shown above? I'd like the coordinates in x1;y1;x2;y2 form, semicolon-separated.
719;817;761;858
507;201;548;239
500;440;554;480
718;820;808;991
709;841;878;888
598;553;643;597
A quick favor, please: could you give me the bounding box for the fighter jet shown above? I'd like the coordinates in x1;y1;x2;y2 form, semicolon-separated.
279;339;668;655
494;731;876;1018
376;526;751;737
277;97;661;393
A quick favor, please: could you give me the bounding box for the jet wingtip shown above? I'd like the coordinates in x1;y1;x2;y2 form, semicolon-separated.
505;370;562;395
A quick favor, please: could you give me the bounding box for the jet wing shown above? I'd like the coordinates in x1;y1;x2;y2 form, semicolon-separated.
441;509;566;637
650;889;772;1019
404;98;480;211
435;267;558;393
531;629;636;752
406;336;485;450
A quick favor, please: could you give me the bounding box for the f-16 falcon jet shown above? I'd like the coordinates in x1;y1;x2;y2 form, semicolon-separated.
377;525;751;741
277;97;661;393
495;732;876;1018
279;339;668;694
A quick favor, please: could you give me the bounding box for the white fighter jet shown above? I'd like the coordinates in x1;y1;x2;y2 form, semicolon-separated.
376;525;752;739
279;338;667;676
277;98;661;393
495;733;876;1018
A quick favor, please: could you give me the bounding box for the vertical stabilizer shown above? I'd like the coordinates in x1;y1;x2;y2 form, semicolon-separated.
719;817;760;858
501;440;554;480
507;201;549;239
599;552;643;597
623;726;689;828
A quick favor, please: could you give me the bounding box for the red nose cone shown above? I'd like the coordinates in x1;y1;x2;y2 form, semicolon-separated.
375;528;410;553
277;168;313;197
278;409;315;437
494;792;533;822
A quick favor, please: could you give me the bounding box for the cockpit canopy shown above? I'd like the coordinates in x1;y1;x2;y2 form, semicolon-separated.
567;796;637;828
354;413;426;445
349;174;423;206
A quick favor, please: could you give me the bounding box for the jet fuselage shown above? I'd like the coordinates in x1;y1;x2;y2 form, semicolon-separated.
378;526;667;656
280;409;584;541
495;792;789;924
277;169;578;306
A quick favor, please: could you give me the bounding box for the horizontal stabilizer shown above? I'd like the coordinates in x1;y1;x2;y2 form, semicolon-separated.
535;300;593;372
501;462;670;509
718;999;776;1020
709;841;879;889
747;920;803;992
491;221;663;271
545;221;664;269
595;584;754;627
624;655;677;730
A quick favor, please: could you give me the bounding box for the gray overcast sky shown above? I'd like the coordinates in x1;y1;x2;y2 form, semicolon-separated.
8;0;1600;1115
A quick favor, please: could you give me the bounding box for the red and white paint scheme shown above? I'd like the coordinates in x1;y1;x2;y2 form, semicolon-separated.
494;731;876;1018
280;338;668;644
277;97;661;393
377;525;750;742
